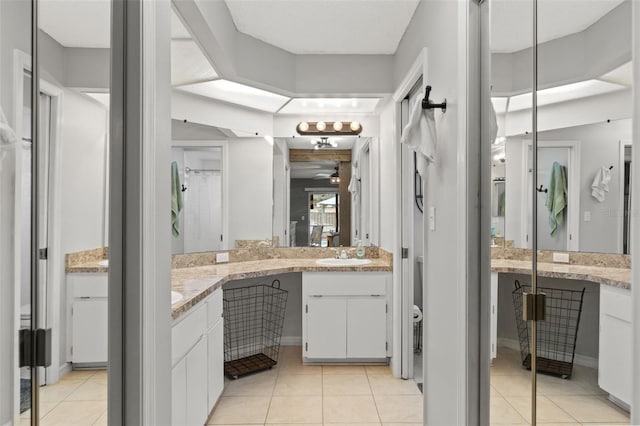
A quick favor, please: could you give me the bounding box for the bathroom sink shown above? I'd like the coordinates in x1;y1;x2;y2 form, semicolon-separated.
97;260;108;267
315;258;372;266
171;291;184;305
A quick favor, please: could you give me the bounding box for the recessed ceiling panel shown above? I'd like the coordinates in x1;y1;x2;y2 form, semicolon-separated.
172;40;219;86
279;98;380;115
40;0;111;48
224;0;420;54
508;79;625;111
599;61;633;87
178;80;290;113
491;0;624;53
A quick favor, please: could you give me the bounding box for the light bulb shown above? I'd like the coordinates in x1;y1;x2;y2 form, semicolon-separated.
298;121;309;132
316;121;326;131
350;121;361;131
333;121;343;131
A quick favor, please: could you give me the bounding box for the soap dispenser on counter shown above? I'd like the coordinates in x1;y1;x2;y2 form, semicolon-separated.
356;240;365;259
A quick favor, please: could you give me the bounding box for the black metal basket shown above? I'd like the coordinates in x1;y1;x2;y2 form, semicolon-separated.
223;280;288;379
512;280;585;379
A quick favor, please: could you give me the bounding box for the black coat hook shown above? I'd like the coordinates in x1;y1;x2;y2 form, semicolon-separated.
422;85;447;112
536;185;548;194
609;165;614;170
181;184;187;192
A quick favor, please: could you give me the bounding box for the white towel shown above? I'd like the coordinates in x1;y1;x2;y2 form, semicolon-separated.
489;99;499;144
348;162;360;198
401;94;437;177
0;106;18;147
591;166;612;202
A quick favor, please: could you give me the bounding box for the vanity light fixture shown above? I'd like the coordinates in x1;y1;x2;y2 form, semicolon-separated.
296;121;363;136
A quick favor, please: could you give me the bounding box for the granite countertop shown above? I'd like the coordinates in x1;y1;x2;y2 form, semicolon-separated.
171;257;392;320
491;259;631;290
66;260;108;273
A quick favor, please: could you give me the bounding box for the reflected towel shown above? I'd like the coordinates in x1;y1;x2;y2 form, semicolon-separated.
171;161;183;237
401;94;437;177
348;163;360;197
545;161;567;236
0;106;18;146
591;166;612;202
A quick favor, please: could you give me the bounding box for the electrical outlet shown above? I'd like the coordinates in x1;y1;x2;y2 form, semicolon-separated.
216;252;230;263
584;211;591;222
552;252;570;263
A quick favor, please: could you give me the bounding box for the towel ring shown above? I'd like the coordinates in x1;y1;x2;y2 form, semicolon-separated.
422;85;447;112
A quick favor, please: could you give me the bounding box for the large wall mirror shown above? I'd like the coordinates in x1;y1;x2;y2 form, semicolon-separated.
491;0;633;254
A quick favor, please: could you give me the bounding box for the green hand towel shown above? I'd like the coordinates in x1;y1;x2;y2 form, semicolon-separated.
171;161;184;237
545;161;567;236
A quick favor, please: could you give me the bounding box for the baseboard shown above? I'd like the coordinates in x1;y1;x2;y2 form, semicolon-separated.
58;362;72;379
608;394;631;412
497;338;598;369
280;336;302;346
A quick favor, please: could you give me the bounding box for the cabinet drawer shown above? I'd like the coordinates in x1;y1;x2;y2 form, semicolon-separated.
207;289;223;329
303;272;388;296
172;304;206;366
600;285;631;322
69;273;108;298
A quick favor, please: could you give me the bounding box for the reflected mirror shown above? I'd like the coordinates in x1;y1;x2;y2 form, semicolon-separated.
492;0;633;253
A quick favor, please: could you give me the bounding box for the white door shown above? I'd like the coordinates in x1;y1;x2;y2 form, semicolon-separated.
347;297;386;358
526;146;570;250
305;297;347;359
186;337;208;426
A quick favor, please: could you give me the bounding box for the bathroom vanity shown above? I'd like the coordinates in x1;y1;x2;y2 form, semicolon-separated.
302;271;391;362
490;255;632;408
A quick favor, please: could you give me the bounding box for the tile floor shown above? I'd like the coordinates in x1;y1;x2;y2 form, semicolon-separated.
490;346;630;425
17;345;632;426
19;369;107;426
207;345;423;425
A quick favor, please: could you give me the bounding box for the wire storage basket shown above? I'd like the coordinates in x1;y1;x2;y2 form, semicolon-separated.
512;280;585;379
223;279;288;379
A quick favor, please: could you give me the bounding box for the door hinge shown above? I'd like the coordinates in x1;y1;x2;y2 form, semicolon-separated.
39;247;48;260
385;304;388;314
523;292;546;321
220;234;223;242
19;329;52;368
305;342;308;352
401;247;409;259
305;304;308;313
366;233;369;239
386;342;388;351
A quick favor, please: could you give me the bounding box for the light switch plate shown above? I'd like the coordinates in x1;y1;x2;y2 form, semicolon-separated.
584;211;591;222
216;252;230;263
553;252;570;263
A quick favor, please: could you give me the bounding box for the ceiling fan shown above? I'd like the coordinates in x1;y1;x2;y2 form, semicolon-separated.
311;137;338;150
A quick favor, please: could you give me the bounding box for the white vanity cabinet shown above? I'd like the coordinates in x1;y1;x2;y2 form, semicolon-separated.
598;285;632;407
302;272;390;362
171;289;224;426
68;273;108;366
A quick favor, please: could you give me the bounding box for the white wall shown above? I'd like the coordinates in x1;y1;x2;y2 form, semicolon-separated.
227;138;273;244
378;101;397;251
57;89;109;367
505;119;632;253
272;138;289;246
391;1;472;422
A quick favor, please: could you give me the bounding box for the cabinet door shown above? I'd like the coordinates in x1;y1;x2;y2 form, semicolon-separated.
71;299;108;363
347;298;386;358
171;359;187;426
186;337;208;426
207;319;224;410
305;297;347;359
599;313;631;405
